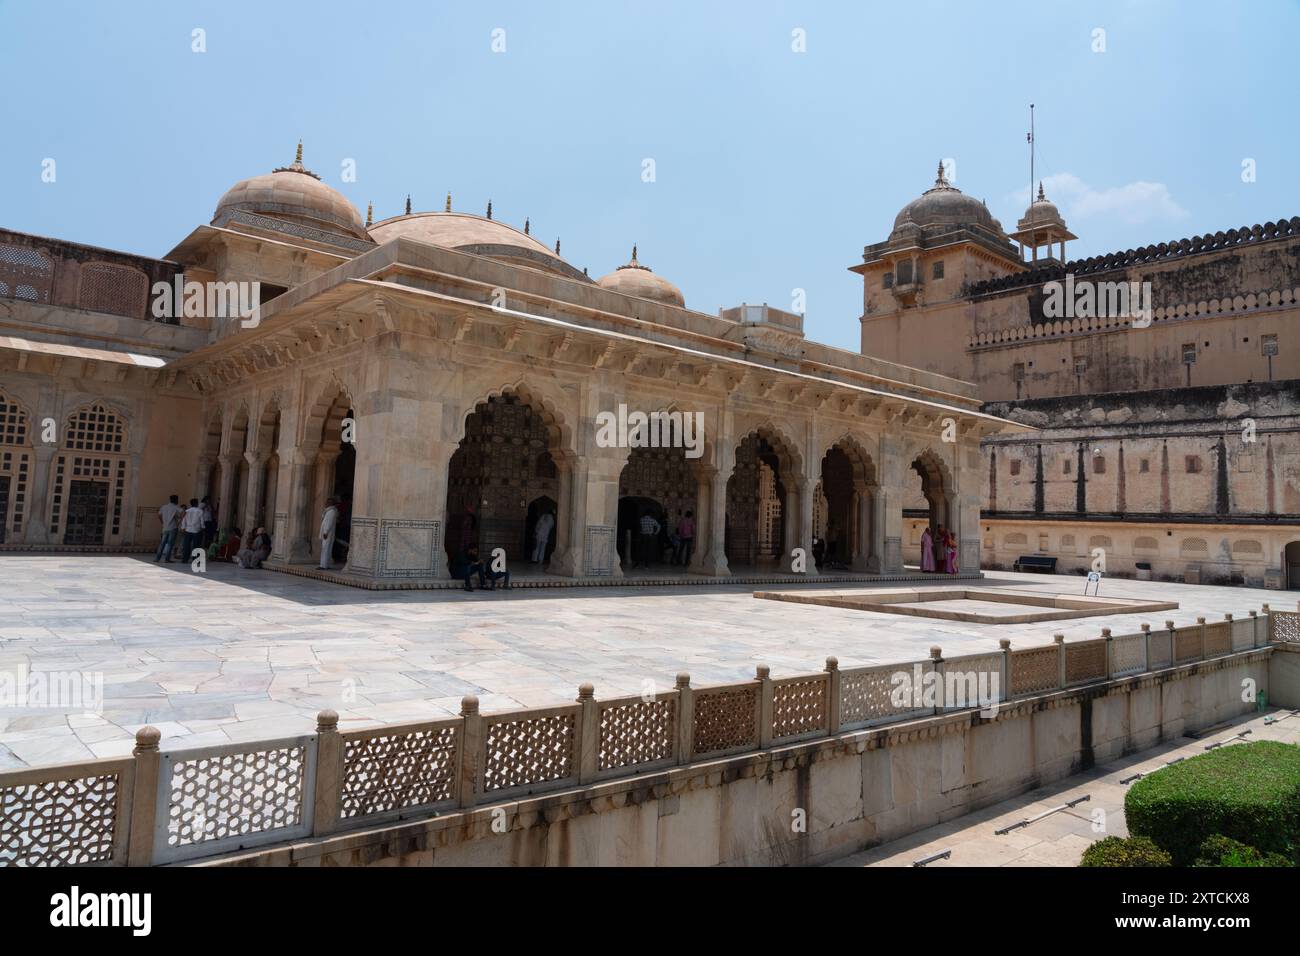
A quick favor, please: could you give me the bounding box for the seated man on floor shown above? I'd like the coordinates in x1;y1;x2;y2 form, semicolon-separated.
484;561;511;590
237;527;272;569
451;543;488;592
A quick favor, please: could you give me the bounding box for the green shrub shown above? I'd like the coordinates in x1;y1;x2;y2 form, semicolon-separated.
1080;836;1172;867
1193;834;1291;867
1125;741;1300;865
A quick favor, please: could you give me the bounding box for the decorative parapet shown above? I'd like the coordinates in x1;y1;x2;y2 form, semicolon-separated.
967;216;1300;298
969;285;1300;349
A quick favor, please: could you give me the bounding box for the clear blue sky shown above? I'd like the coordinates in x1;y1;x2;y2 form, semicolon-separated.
2;0;1296;351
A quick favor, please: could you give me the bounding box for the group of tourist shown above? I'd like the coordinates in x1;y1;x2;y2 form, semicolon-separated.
153;494;218;563
919;524;959;574
153;494;273;569
812;517;852;571
632;509;695;570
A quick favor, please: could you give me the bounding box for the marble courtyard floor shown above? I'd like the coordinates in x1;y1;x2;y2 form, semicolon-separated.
0;554;1286;768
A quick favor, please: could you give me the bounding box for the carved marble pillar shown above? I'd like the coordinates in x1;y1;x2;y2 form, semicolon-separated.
193;456;213;502
872;489;892;573
696;466;728;576
119;405;149;546
781;486;797;569
956;491;982;575
798;475;819;575
23;445;57;544
216;454;238;532
263;457;279;526
581;452;624;578
548;461;582;577
688;465;711;573
852;484;874;572
242;451;268;535
285;445;318;562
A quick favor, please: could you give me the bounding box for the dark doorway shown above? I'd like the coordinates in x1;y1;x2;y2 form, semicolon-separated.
524;495;558;565
1286;541;1300;589
618;495;668;569
821;448;855;570
333;431;356;563
617;443;695;573
63;480;108;546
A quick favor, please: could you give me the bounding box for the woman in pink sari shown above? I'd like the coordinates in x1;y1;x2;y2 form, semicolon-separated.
920;526;936;573
943;529;959;574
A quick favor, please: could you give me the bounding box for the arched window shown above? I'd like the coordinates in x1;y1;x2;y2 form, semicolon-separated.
65;403;126;453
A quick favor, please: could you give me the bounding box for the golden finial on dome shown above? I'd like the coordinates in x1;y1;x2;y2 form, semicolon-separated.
405;194;412;215
366;201;373;227
618;245;650;272
1038;181;1046;201
272;139;320;179
935;159;950;186
445;192;452;212
555;238;561;255
486;200;492;220
524;217;530;235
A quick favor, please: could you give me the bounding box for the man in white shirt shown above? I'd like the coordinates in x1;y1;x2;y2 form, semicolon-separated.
532;509;555;563
179;498;205;563
155;495;182;563
319;498;339;570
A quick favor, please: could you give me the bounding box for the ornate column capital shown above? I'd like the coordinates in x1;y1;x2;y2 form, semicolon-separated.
292;443;320;467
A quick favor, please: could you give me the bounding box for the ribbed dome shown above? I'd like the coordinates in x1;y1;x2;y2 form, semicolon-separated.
369;212;557;257
367;208;583;279
595;247;684;307
212;144;367;240
891;161;1004;236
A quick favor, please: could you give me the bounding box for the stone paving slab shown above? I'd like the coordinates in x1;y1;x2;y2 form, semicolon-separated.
828;709;1300;867
0;554;1284;768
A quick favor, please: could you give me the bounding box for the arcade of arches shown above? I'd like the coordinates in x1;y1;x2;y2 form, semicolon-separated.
0;382;992;579
5;365;1288;588
278;382;970;579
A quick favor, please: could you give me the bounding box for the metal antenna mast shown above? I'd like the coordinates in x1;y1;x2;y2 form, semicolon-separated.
1028;103;1036;260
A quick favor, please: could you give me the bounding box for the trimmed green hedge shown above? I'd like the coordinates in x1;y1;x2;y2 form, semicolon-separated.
1125;741;1300;865
1193;834;1291;868
1080;836;1171;867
